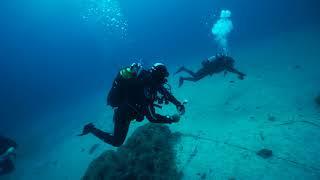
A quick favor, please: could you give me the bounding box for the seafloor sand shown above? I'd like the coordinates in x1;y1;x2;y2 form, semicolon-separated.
4;28;320;180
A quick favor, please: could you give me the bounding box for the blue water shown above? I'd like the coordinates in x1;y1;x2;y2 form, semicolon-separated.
1;0;319;179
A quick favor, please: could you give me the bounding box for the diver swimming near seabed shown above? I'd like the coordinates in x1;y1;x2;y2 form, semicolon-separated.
79;63;185;147
175;9;245;87
175;54;246;87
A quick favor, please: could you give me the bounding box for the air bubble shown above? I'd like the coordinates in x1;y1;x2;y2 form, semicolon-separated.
82;0;128;39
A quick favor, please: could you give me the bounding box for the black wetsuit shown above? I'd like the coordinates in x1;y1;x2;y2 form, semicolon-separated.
176;55;246;87
0;136;17;175
88;70;183;147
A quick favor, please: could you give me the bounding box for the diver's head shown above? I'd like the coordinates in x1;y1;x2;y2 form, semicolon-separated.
150;63;169;85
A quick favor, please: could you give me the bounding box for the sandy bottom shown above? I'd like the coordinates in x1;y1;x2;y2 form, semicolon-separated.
3;28;320;180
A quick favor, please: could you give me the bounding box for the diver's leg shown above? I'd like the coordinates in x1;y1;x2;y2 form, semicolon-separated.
110;107;131;146
175;66;186;75
175;67;197;77
80;107;131;147
179;72;207;87
183;68;197;77
91;108;130;147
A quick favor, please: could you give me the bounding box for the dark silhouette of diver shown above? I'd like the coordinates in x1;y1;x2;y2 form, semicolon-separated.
0;136;17;176
79;63;185;147
175;54;246;87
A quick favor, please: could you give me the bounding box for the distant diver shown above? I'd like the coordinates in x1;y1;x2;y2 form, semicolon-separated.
0;136;17;176
175;54;246;87
79;63;185;147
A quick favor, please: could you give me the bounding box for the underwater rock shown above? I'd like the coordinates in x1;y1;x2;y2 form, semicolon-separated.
257;148;273;159
315;94;320;107
82;123;182;180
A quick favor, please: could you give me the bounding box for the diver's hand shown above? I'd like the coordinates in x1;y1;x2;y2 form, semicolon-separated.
176;104;185;115
170;114;181;123
78;123;95;136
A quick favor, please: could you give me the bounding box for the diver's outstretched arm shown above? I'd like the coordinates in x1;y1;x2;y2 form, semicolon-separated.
158;86;185;114
146;105;177;124
227;67;246;79
158;86;181;106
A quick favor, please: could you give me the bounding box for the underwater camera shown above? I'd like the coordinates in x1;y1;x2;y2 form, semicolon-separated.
155;83;172;106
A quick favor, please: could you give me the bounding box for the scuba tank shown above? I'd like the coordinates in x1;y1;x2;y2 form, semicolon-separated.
107;63;143;107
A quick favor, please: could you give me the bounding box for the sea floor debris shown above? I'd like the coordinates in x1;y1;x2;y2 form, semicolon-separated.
256;148;273;159
181;132;320;174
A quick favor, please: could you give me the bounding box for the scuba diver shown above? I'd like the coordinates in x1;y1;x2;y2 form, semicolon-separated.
79;63;185;147
0;136;17;176
175;54;246;87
